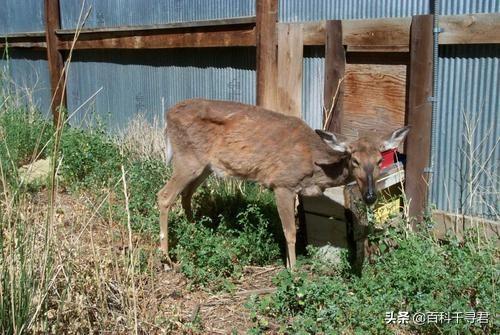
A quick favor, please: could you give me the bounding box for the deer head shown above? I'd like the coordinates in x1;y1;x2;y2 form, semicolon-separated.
316;126;410;206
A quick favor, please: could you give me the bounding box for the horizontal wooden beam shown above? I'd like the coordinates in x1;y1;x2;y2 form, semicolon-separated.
56;16;256;35
439;13;500;44
301;12;500;48
57;25;256;49
2;13;499;50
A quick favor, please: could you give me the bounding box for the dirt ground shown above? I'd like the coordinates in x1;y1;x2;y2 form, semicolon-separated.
32;189;282;334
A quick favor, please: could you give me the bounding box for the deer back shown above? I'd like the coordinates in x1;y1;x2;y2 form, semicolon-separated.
166;99;344;190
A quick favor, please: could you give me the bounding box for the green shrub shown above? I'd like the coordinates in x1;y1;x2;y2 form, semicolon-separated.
59;127;123;188
0;108;54;188
173;204;281;290
120;158;169;232
249;225;498;334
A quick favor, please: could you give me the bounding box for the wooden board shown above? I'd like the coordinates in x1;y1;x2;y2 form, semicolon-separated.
277;24;303;118
301;13;500;47
439;13;500;44
44;0;66;124
342;64;407;141
256;0;278;110
58;26;256;49
323;20;345;133
405;15;433;220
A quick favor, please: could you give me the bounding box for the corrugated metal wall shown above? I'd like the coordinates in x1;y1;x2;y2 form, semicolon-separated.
432;45;499;219
0;0;45;34
0;50;52;116
0;0;498;218
66;48;255;130
60;0;255;29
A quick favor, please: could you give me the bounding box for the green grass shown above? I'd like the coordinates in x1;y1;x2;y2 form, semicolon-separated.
247;224;499;334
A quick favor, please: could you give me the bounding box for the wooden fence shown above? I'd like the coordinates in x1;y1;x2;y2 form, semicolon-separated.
1;0;499;218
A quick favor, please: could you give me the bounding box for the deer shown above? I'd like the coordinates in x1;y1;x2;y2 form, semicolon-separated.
157;99;410;269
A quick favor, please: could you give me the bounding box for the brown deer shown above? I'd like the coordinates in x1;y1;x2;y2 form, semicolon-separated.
158;99;409;268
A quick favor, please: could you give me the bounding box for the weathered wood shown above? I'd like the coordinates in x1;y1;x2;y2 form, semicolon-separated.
405;15;433;220
256;0;278;110
323;20;345;133
432;210;500;243
440;13;500;44
342;64;406;141
301;17;411;49
56;16;256;34
58;25;256;49
44;0;66;125
301;13;500;46
277;24;303;118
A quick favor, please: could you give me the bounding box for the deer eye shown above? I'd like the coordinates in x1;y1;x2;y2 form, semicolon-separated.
352;158;360;167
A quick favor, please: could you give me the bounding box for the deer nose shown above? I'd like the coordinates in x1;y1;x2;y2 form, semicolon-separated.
364;192;377;206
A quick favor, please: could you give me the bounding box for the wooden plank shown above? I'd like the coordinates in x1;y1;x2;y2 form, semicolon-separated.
342;64;407;141
302;13;500;46
58;26;256;49
440;13;500;44
302;21;326;45
256;0;278;110
277;24;303;118
301;17;411;49
44;0;66;125
431;210;500;243
405;15;433;220
323;20;345;133
56;16;256;35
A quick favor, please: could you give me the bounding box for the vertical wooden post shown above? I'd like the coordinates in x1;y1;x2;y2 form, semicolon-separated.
405;15;434;220
44;0;66;125
323;20;345;133
256;0;278;110
277;24;303;117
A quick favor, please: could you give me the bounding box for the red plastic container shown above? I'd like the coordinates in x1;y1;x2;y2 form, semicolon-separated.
380;148;397;169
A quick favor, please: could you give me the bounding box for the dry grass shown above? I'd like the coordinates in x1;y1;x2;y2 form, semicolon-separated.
116;113;167;162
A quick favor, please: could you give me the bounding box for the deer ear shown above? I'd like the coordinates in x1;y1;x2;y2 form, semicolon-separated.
380;126;410;151
315;129;348;153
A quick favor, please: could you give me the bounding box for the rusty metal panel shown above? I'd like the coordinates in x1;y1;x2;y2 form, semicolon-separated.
65;48;255;130
0;49;52;116
59;0;255;29
0;0;45;34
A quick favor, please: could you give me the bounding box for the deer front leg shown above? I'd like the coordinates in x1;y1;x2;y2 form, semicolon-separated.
274;187;297;269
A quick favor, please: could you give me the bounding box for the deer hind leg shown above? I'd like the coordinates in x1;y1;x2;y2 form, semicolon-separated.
157;163;205;256
181;168;210;222
274;187;297;269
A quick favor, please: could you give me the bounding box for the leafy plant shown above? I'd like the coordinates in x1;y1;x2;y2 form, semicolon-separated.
249;223;498;334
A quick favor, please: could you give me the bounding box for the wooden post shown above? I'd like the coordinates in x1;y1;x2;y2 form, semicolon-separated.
277;24;303;117
256;0;278;110
405;15;434;220
323;20;345;133
44;0;66;125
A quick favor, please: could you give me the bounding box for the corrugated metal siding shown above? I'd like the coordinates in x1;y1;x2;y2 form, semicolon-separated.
440;0;500;15
431;45;499;220
302;47;325;129
66;48;255;130
279;0;429;22
279;0;499;22
60;0;255;29
0;50;52;116
0;0;45;34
